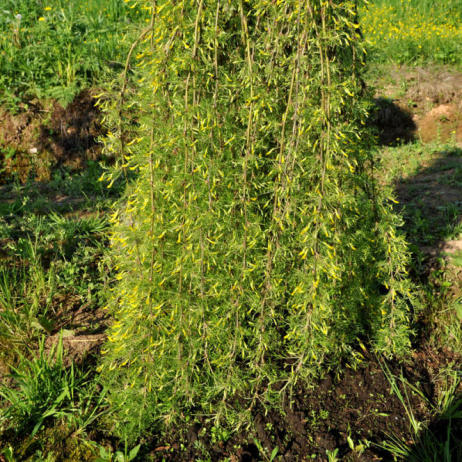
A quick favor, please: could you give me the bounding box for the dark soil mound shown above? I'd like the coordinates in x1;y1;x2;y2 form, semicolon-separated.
0;90;105;183
144;346;460;462
39;89;103;168
371;65;462;147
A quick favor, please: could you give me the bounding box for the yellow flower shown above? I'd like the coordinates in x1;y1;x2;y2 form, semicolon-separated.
44;6;52;11
38;17;45;21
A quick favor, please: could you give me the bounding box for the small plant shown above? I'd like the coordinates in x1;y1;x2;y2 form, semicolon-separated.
210;425;232;444
95;443;141;462
67;381;109;438
0;335;87;437
347;434;371;456
252;438;279;462
1;446;15;462
379;360;462;461
326;448;340;462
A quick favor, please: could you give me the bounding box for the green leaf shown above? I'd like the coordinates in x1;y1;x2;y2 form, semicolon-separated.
128;444;141;460
270;446;279;462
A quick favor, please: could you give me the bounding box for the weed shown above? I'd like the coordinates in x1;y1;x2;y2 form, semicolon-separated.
0;446;14;462
210;425;232;444
347;435;371;456
380;360;425;435
423;265;462;354
95;443;141;462
0;203;109;349
67;382;109;438
252;438;279;462
379;359;462;461
0;335;88;437
326;448;340;462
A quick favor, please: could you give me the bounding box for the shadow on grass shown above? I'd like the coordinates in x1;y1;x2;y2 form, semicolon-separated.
390;148;462;461
394;147;462;278
370;97;417;146
404;393;462;462
0;162;125;218
0;161;127;368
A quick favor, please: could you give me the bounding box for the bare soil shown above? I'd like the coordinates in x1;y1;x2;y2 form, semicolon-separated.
142;346;460;462
44;294;108;367
371;65;462;146
0;90;104;183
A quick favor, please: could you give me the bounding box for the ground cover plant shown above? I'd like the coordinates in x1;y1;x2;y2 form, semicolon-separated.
0;165;121;459
360;0;462;66
0;2;142;458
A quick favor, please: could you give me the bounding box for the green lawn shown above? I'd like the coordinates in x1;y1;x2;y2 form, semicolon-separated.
0;0;148;108
360;0;462;66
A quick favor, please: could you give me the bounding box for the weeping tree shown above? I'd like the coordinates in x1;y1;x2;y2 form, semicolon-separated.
99;0;416;441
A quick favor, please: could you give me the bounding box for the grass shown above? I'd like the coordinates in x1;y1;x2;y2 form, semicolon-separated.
379;360;462;461
0;165;117;345
0;165;121;458
95;444;141;462
376;142;462;245
0;0;149;108
0;0;142;457
360;0;462;66
375;139;462;354
0;335;88;438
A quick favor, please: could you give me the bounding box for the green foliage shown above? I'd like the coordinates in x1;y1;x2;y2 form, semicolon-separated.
0;168;121;462
360;0;462;65
0;446;14;462
95;443;141;462
0;336;86;437
380;361;462;461
252;438;279;462
373;141;462;354
0;204;109;348
100;0;416;442
0;169;114;416
326;448;340;462
367;0;462;18
0;0;149;107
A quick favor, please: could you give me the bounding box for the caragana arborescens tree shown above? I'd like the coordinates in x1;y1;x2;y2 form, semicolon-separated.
99;0;416;441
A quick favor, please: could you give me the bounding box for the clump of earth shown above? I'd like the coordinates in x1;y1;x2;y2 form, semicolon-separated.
371;65;462;146
0;89;104;183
